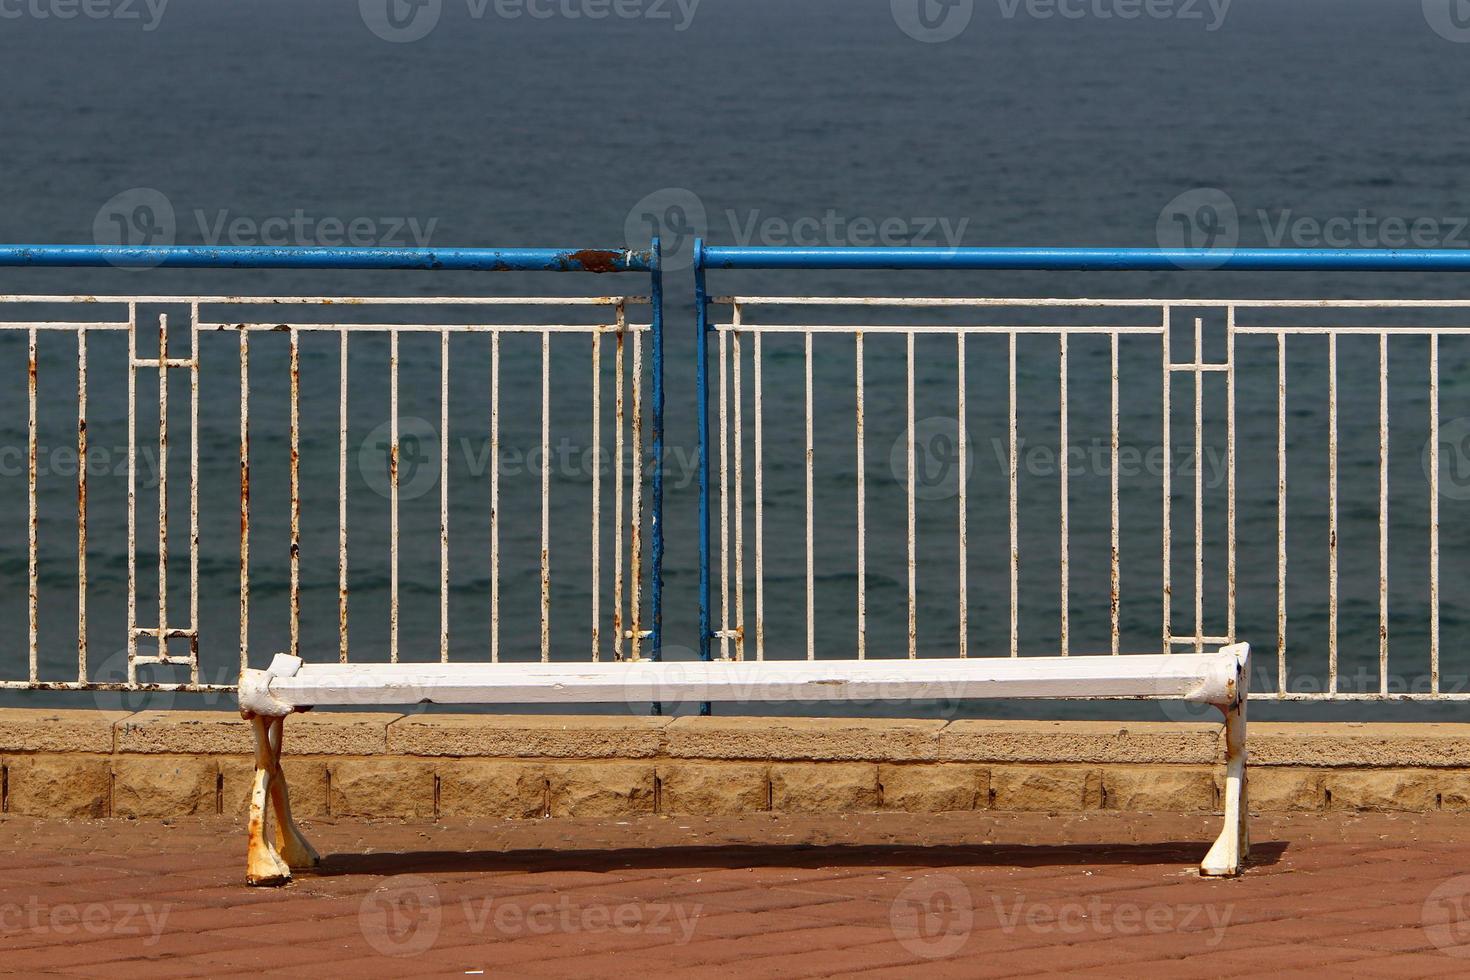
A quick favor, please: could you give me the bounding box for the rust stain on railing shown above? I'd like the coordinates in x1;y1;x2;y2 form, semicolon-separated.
1;292;656;693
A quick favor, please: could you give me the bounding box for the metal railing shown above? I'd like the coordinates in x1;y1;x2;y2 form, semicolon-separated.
0;244;665;692
694;245;1470;703
8;241;1470;706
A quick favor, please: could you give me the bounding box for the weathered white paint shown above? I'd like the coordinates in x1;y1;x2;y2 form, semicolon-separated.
1200;694;1248;877
237;653;304;717
244;647;1247;712
239;644;1252;882
243;711;319;887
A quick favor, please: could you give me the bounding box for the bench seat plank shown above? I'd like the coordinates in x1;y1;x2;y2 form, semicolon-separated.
253;650;1243;709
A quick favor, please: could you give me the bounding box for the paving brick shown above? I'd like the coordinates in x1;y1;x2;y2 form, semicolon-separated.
1349;952;1470;977
0;809;1465;976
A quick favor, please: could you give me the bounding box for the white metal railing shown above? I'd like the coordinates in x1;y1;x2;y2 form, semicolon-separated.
0;290;658;691
709;294;1470;702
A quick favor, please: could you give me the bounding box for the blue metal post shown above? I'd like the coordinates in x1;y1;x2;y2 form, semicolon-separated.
694;239;713;716
649;238;665;664
648;240;666;717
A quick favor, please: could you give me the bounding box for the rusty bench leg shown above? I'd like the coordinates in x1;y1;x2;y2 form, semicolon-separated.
1200;697;1249;877
246;714;293;886
244;713;319;886
266;716;320;874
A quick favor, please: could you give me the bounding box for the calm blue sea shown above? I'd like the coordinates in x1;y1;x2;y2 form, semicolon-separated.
2;0;1469;720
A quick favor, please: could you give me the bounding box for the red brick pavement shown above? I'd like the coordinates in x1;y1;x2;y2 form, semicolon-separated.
3;810;1470;977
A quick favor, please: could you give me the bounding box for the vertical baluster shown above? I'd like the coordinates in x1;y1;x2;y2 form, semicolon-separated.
1194;318;1203;655
1378;332;1389;695
630;326;645;662
76;328;88;683
1161;307;1172;654
188;308;200;685
339;332;349;663
1226;308;1238;646
730;324;744;663
1328;332;1338;693
1430;333;1440;695
158;314;170;664
808;330;817;661
855;331;866;660
753;322;765;661
905;331;915;660
541;329;551;663
591;326;602;661
27;326;38;683
238;325;249;672
127;305;137;684
490;331;500;663
718;317;730;661
389;329;399;663
1008;331;1018;658
614;317;625;662
1277;333;1287;695
288;327;300;662
957;332;968;658
1110;330;1120;655
440;328;451;664
1060;332;1069;656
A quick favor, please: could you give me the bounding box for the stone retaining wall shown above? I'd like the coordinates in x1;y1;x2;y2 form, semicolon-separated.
4;710;1470;820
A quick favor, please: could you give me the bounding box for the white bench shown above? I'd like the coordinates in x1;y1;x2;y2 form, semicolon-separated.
237;643;1250;885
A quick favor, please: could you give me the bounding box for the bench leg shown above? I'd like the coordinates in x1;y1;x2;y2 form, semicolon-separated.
245;714;319;886
266;716;321;873
1200;698;1249;877
246;715;293;886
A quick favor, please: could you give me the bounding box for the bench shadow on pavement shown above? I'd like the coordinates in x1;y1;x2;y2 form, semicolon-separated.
315;841;1287;877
